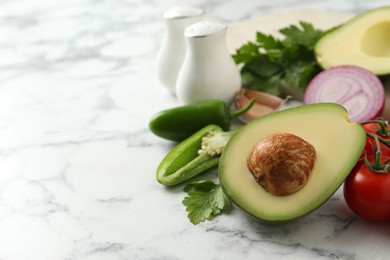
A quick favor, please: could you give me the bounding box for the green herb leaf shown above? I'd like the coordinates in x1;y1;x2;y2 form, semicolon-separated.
232;42;260;64
233;21;331;96
182;180;231;224
256;32;283;50
245;56;283;78
284;62;320;89
279;21;323;49
241;70;282;96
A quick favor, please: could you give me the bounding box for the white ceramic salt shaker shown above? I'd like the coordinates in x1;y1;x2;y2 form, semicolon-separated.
155;6;204;95
176;21;241;105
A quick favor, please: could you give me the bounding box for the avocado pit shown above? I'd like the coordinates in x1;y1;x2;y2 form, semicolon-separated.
247;133;316;196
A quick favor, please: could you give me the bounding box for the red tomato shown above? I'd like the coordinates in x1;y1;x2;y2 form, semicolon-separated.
362;122;390;157
344;156;390;221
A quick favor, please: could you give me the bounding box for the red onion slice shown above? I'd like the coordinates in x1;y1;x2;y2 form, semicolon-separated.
303;65;385;123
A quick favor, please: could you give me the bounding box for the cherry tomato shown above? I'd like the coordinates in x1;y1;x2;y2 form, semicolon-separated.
362;122;390;157
344;156;390;221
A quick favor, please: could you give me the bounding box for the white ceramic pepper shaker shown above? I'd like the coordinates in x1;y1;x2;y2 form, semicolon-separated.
155;6;204;95
176;21;241;105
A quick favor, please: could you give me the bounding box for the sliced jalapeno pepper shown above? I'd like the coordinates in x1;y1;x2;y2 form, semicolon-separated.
156;124;239;186
149;99;254;142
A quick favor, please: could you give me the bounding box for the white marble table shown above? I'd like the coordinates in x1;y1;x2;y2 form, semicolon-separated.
0;0;389;259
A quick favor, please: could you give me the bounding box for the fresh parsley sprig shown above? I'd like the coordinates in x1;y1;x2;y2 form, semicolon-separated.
182;180;231;225
233;21;328;97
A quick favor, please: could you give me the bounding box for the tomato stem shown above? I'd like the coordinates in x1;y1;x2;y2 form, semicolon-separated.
366;132;390;148
364;135;390;173
361;118;390;137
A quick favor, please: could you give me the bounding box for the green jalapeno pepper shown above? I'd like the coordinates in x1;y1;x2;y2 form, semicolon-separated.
149;99;254;142
156;124;239;186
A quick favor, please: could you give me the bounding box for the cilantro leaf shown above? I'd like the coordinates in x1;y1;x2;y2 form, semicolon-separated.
256;32;283;51
279;21;323;49
232;42;260;64
233;21;329;95
283;62;320;89
182;180;231;225
244;56;283;78
241;70;282;96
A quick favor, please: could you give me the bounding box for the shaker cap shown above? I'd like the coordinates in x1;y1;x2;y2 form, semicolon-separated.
184;21;226;38
163;6;204;19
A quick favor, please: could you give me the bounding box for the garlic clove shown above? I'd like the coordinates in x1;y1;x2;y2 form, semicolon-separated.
235;94;274;122
241;89;286;109
235;89;289;123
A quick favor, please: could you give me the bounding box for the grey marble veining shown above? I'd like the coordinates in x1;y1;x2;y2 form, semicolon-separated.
0;0;389;259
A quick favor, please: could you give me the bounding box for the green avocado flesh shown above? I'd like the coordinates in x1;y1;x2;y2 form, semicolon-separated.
315;6;390;75
218;103;366;222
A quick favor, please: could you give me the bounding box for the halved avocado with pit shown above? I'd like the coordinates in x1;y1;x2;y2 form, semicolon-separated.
315;6;390;75
218;103;366;222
